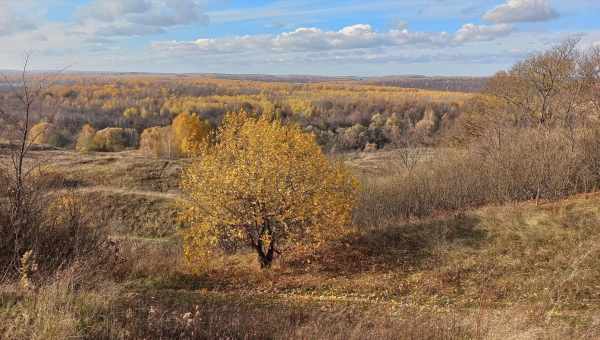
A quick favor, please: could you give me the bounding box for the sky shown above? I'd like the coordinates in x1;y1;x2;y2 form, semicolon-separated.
0;0;599;76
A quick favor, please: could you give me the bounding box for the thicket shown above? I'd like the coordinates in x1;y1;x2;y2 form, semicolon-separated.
357;40;600;226
356;128;600;226
74;125;138;152
139;126;172;157
93;127;139;152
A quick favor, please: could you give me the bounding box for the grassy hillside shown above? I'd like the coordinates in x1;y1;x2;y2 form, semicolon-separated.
2;149;599;339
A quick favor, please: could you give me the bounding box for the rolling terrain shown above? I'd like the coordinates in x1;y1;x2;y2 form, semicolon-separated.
3;147;599;339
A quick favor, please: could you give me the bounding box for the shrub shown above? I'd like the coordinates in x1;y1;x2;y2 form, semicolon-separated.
355;127;600;227
139;126;174;158
341;124;367;149
0;171;114;279
180;112;358;268
28;122;69;147
75;124;97;152
139;113;211;158
29;122;53;144
93;127;139;152
171;112;211;157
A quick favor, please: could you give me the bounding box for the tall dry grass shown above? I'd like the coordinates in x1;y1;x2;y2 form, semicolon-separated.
0;260;122;340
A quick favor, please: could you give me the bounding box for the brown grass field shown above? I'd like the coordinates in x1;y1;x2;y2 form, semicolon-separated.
2;148;600;339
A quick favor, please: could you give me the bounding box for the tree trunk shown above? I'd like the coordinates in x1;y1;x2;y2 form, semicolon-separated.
255;224;275;269
256;243;275;269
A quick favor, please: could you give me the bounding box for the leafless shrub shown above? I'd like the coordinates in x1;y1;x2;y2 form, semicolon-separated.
355;126;600;227
396;145;426;175
0;58;114;280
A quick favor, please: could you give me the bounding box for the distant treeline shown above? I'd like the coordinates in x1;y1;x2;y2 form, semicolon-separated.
363;76;488;93
0;75;473;153
214;74;488;92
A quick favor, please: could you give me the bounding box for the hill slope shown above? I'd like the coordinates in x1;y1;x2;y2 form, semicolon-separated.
3;149;600;339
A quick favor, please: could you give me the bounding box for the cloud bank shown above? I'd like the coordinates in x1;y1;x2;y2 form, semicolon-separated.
153;23;513;55
484;0;559;23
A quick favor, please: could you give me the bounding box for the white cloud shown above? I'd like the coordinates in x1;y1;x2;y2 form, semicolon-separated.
454;23;513;43
273;25;383;51
152;23;512;56
484;0;559;23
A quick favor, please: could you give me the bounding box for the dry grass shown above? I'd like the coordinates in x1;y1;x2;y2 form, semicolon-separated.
0;263;121;340
76;190;182;238
32;149;187;192
96;193;600;339
2;147;600;339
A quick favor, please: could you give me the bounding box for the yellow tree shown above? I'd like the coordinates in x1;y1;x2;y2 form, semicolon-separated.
75;124;97;152
171;112;211;157
29;122;69;147
28;122;54;144
93;128;138;152
180;112;358;268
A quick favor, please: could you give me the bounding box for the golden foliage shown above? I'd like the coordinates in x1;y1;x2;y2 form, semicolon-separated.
171;112;211;157
93;128;138;152
75;124;97;152
93;128;126;152
180;112;358;268
29;122;54;145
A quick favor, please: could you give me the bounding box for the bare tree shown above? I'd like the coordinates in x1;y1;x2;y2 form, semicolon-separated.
0;56;63;272
579;46;600;116
487;38;593;128
396;143;425;175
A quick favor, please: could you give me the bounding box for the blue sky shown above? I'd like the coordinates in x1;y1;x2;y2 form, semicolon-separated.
1;0;599;76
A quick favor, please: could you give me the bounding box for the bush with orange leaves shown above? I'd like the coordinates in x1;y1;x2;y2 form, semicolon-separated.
171;112;211;157
140;112;211;158
180;112;358;268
